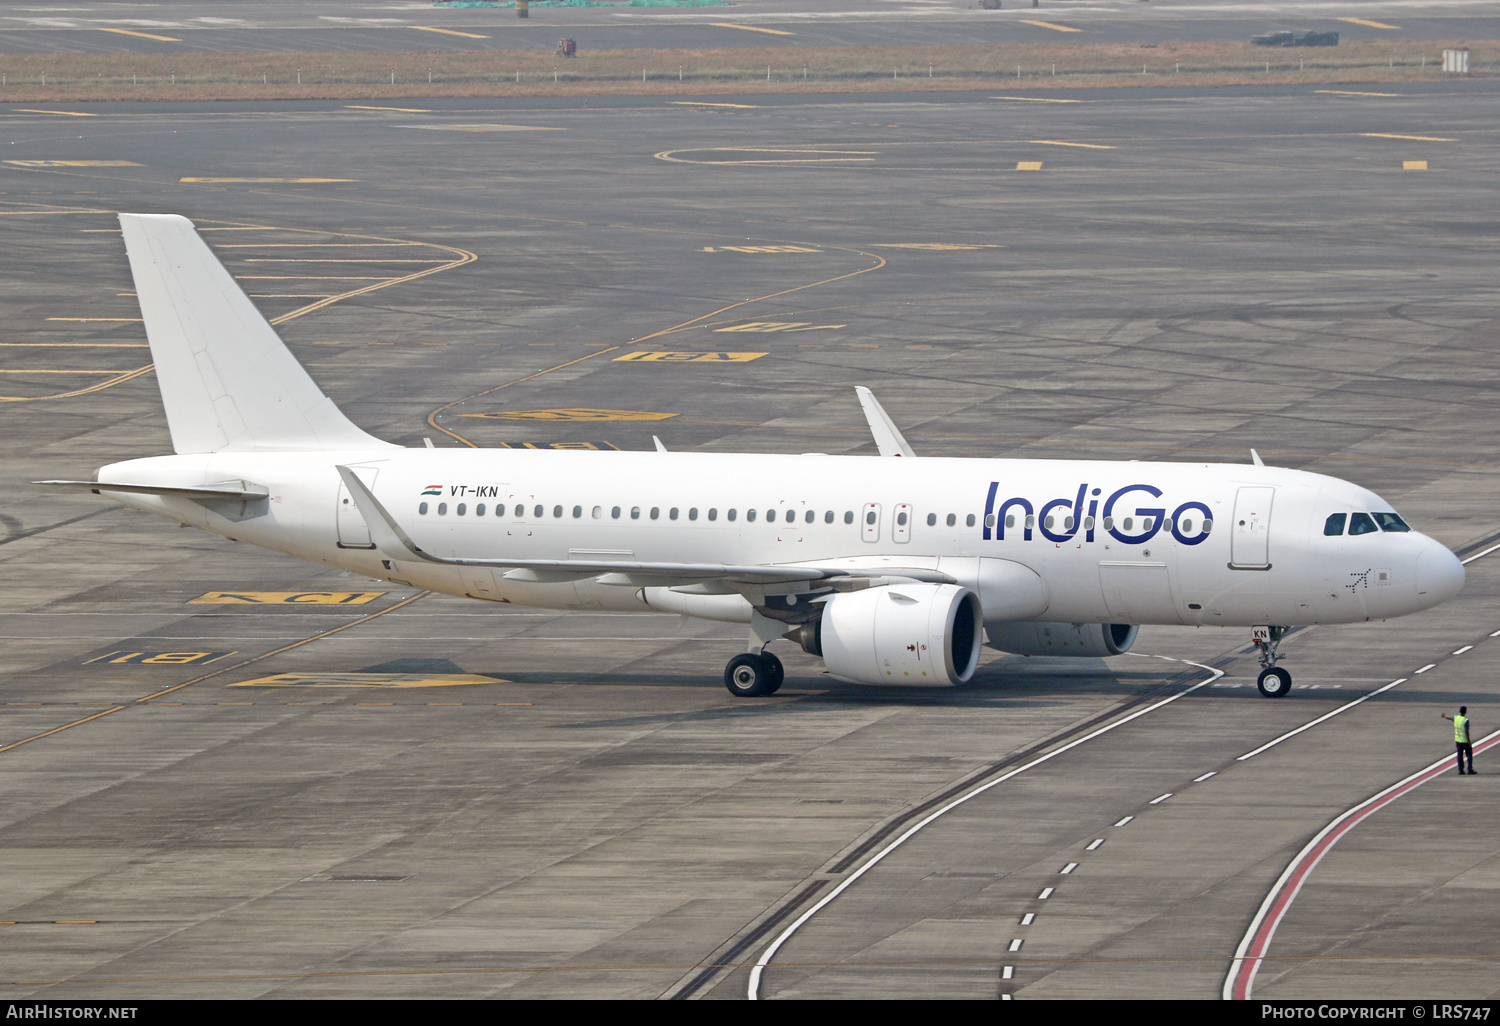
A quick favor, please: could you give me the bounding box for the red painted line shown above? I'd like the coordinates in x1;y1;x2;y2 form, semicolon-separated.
1225;729;1500;999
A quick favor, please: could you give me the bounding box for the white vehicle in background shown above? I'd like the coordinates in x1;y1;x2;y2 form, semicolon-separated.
37;215;1465;698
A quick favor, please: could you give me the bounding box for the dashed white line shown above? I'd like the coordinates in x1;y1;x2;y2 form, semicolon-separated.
1020;912;1035;925
1037;887;1053;900
1009;938;1024;952
1237;678;1408;761
1002;965;1014;979
1414;664;1436;674
1060;862;1079;875
1149;793;1173;805
1490;629;1500;638
1453;646;1473;656
1085;838;1104;851
1194;771;1217;782
1114;815;1133;827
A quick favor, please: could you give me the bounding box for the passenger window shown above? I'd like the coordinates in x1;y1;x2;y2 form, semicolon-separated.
926;513;937;527
896;511;908;526
729;509;738;522
844;511;854;524
631;506;641;520
1372;512;1411;533
1005;515;1015;528
767;509;777;522
419;502;429;515
457;503;467;516
946;513;956;527
1142;517;1154;532
572;505;582;518
496;504;506;517
670;508;679;520
804;510;813;524
1203;520;1213;534
824;510;834;524
611;506;621;519
1102;516;1112;530
1179;518;1191;533
1063;516;1074;530
438;503;448;516
592;506;602;519
966;514;976;527
688;508;698;521
533;505;543;518
1044;516;1054;529
650;507;660;520
985;514;996;528
747;509;757;522
513;506;523;520
1124;517;1133;531
476;503;485;516
865;510;876;525
1324;513;1347;536
553;505;563;518
1024;515;1033;530
1084;516;1094;531
708;508;717;521
1349;512;1378;536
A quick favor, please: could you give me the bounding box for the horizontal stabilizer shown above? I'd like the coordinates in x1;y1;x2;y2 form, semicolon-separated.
119;213;395;454
33;479;268;501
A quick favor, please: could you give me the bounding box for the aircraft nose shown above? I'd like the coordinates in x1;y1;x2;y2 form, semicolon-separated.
1415;541;1465;607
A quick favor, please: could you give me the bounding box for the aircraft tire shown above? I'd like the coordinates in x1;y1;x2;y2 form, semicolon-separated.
725;653;777;697
1257;666;1292;698
763;652;784;695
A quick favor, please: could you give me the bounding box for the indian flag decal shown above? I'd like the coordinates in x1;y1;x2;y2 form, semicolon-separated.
421;485;442;496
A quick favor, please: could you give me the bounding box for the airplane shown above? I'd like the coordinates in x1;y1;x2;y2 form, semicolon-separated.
34;214;1466;699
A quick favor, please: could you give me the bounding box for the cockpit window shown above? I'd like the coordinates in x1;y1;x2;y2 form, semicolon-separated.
1348;512;1378;536
1371;512;1410;533
1324;513;1347;536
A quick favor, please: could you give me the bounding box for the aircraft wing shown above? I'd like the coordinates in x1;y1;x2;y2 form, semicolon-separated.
336;466;950;589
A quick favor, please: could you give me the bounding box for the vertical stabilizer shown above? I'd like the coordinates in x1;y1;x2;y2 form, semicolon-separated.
119;213;395;453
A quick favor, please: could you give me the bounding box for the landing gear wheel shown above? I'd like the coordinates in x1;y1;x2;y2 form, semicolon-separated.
725;653;778;697
763;652;784;695
1257;666;1292;698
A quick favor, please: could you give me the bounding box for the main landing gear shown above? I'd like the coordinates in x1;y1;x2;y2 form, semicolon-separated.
724;651;783;697
1253;625;1292;698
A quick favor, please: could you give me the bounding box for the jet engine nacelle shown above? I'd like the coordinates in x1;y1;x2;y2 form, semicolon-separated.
816;583;982;686
985;621;1139;657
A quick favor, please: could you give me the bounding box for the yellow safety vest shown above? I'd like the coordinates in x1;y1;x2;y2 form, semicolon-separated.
1455;714;1470;744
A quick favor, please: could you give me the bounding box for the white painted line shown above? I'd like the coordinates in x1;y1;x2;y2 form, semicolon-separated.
1194;771;1217;782
1490;629;1500;638
1060;862;1079;875
1002;965;1014;979
1009;938;1024;952
1085;838;1104;851
1149;793;1173;805
1037;887;1053;900
1114;815;1133;827
1461;542;1500;565
746;657;1223;998
1415;664;1436;674
1453;646;1472;656
1225;727;1500;1000
1020;913;1035;925
1001;994;1012;1000
1237;679;1408;761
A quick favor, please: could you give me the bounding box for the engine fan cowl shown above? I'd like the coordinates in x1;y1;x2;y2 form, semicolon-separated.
820;583;982;686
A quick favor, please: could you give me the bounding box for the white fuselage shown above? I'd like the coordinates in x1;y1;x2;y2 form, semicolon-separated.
97;448;1465;629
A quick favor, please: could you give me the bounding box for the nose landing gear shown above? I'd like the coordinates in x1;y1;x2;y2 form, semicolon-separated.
1253;625;1292;697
